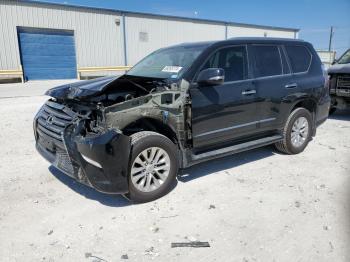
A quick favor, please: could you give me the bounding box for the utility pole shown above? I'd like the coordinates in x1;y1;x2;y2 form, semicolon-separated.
328;26;334;51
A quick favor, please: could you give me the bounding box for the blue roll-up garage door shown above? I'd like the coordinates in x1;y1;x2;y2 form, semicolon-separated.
18;28;77;81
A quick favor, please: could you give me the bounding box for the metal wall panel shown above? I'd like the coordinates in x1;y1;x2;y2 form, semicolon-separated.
125;14;226;65
227;25;295;39
317;50;336;69
0;0;124;71
0;0;297;74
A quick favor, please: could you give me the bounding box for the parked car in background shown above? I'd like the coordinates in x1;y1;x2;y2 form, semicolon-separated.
34;37;330;202
328;49;350;113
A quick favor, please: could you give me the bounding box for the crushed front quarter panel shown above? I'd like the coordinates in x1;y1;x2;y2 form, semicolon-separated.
103;80;191;150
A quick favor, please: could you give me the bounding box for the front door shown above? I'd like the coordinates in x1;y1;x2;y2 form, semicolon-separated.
190;45;259;150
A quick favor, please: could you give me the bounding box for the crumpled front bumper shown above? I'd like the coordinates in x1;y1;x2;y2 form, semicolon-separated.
35;119;131;194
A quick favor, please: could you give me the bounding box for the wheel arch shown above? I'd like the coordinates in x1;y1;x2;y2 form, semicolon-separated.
289;97;318;136
122;117;179;146
290;98;317;114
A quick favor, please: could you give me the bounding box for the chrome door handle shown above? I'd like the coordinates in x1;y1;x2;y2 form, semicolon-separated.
242;90;256;95
285;83;298;89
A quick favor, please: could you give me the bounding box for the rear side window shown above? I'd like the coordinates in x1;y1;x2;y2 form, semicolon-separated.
285;45;312;73
250;45;282;78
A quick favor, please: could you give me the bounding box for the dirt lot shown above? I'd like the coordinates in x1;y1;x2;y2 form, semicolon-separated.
0;81;349;262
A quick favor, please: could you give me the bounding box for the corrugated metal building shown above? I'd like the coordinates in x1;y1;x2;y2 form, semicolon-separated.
317;50;336;69
0;0;299;81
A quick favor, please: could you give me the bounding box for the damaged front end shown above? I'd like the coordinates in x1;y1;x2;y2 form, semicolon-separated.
34;100;131;194
34;74;190;194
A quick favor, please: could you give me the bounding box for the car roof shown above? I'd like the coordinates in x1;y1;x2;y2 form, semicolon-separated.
228;37;303;42
172;37;306;49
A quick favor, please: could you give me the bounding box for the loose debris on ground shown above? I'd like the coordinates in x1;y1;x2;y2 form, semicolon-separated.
171;242;210;248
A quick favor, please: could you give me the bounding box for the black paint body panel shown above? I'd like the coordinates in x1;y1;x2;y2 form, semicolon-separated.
187;38;329;151
74;130;131;194
34;37;330;195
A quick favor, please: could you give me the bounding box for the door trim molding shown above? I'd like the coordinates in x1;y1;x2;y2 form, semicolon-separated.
194;117;276;138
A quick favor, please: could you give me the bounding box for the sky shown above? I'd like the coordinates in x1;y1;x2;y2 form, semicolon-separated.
39;0;350;57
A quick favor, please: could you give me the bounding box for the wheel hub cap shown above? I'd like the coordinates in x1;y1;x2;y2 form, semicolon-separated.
291;116;309;148
130;147;171;193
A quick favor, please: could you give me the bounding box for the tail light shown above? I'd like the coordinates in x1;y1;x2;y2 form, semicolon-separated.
321;64;330;91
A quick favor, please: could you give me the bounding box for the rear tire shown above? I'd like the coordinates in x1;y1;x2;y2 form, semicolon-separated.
275;108;312;155
127;131;178;203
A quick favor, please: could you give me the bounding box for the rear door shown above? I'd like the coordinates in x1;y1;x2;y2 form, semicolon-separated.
190;45;260;150
248;44;295;132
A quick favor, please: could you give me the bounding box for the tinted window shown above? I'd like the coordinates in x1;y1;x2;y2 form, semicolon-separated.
202;46;248;82
127;44;208;79
251;45;282;78
285;45;311;73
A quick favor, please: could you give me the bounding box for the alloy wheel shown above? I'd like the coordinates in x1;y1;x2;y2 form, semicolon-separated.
130;147;171;192
291;116;309;147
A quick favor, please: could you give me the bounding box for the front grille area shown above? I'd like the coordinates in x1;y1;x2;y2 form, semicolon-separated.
55;148;75;175
36;141;75;176
36;101;76;149
337;75;350;90
36;101;78;176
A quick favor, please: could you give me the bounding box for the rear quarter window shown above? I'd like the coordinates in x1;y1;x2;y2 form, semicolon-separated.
285;45;312;73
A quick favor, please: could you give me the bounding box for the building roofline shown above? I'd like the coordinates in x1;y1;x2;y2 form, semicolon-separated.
17;0;300;32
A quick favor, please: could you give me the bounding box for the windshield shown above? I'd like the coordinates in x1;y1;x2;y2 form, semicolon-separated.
337;49;350;64
126;44;208;79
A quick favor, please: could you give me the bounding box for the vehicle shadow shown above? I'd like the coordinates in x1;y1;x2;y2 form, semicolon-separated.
328;109;350;121
48;146;277;203
178;146;275;183
48;166;131;207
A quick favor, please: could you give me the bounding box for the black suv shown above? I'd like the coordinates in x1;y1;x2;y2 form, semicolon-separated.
34;37;330;202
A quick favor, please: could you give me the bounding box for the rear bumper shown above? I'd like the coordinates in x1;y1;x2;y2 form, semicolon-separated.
316;95;331;126
35;122;131;194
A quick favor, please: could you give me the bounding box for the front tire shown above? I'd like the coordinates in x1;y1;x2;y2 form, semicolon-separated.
127;131;178;202
275;108;312;154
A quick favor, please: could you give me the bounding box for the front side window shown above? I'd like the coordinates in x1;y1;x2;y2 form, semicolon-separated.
285;45;312;73
250;45;282;78
127;44;208;79
201;46;248;82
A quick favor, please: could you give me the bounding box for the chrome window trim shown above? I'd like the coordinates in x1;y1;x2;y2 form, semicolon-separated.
194;117;276;138
249;73;292;81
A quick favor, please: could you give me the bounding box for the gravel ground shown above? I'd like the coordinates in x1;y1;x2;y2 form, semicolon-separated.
0;81;349;262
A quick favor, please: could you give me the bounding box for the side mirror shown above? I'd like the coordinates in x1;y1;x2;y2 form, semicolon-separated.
331;59;337;65
197;68;225;86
